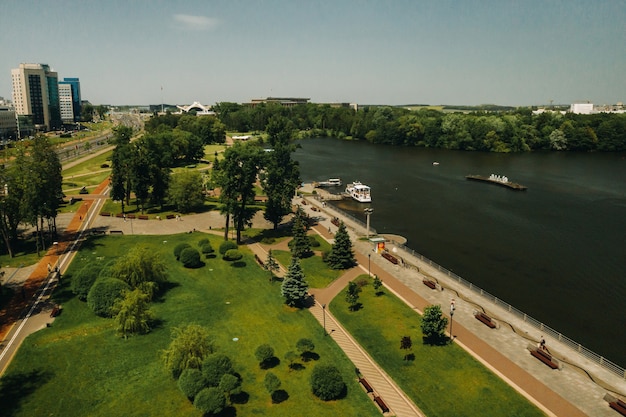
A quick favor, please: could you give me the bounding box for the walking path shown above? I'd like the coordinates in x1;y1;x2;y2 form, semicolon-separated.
2;179;625;416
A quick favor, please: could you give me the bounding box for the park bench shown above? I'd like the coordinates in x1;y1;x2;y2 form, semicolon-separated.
331;217;340;227
109;230;124;235
373;396;389;413
358;378;373;393
166;214;176;219
126;214;136;219
115;213;124;218
100;212;111;217
610;399;626;416
382;252;399;265
422;279;437;289
255;254;264;267
50;305;62;317
138;215;149;220
530;347;559;369
475;312;496;328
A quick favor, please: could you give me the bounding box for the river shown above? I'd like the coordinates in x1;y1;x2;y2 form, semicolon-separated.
294;137;626;367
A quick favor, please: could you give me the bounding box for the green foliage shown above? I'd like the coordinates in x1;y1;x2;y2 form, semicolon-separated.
174;243;191;260
161;324;215;378
86;278;131;317
178;368;207;400
255;344;275;366
180;247;202;268
290;207;313;258
197;238;209;247
345;281;361;311
372;275;383;294
264;371;281;394
168;170;205;213
109;246;168;299
200;242;214;255
308;235;321;247
71;264;101;301
219;373;241;398
218;240;238;255
421;304;449;344
296;338;315;355
193;387;225;415
111;288;154;338
310;364;346;401
223;249;242;261
281;257;309;307
202;354;234;387
326;222;356;269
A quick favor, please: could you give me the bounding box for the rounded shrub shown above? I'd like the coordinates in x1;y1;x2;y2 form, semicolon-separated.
194;387;225;415
202;354;234;387
86;277;130;317
178;368;207;400
174;243;192;260
197;238;209;247
310;364;346;401
219;240;238;255
308;235;321;247
200;242;214;256
223;249;242;261
71;264;101;301
180;247;202;268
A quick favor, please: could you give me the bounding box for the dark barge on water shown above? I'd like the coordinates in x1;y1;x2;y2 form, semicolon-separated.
465;174;527;191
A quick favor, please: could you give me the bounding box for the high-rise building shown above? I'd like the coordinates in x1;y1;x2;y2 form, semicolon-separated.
59;77;81;122
11;63;62;131
59;83;74;123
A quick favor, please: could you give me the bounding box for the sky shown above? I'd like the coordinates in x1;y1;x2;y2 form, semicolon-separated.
1;0;624;107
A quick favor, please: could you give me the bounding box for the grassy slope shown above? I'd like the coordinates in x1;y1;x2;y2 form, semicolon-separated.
0;234;379;417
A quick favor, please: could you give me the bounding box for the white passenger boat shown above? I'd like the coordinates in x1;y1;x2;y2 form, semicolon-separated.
345;181;372;203
316;178;342;187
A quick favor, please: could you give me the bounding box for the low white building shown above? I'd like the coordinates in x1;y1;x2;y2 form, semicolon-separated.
570;103;594;114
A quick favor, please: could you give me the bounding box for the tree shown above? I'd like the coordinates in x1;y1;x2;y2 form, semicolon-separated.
296;338;315;357
86;277;130;317
70;264;101;301
168;170;204;213
162;324;215;378
109;246;168;300
219;373;241;402
255;344;275;368
264;249;280;282
421;304;449;344
310;364;346;401
372;274;383;295
262;115;300;229
111;288;154;338
202;354;234;387
345;281;361;311
194;387;225;415
110;126;134;213
180;247;202;268
264;372;281;394
289;207;312;258
400;336;413;360
326;222;356;269
281;257;309;308
178;368;207;400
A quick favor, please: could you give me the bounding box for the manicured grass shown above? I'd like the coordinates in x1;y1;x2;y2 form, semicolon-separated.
273;249;344;289
0;234;379;417
330;275;546;417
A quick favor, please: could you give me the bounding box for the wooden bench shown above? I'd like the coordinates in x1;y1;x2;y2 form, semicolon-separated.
138;215;149;220
115;213;125;218
331;218;340;227
126;214;136;219
475;312;496;328
166;214;176;220
382;252;399;265
358;378;373;393
610;399;626;416
254;254;264;267
530;348;558;369
100;212;111;217
422;279;437;289
373;396;389;413
109;230;124;235
50;305;62;318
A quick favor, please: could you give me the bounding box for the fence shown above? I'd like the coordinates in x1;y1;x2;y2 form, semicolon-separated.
315;196;625;380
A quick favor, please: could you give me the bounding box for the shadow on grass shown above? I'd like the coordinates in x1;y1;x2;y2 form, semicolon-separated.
230;390;249;404
230;261;247;268
301;352;320;362
289;363;305;371
215;405;237;417
348;302;363;312
0;369;54;416
422;335;449;346
260;357;280;370
271;389;289;403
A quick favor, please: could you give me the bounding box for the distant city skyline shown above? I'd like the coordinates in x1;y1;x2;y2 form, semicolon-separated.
1;0;624;107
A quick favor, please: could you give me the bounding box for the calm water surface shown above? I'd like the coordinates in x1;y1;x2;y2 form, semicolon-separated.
294;138;626;367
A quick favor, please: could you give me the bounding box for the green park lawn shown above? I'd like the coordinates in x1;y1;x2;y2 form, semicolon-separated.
0;234;379;417
331;275;546;417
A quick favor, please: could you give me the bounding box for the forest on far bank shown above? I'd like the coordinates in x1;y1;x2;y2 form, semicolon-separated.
211;102;626;152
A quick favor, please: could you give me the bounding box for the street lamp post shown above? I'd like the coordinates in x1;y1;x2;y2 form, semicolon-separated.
322;303;327;335
364;208;374;238
450;299;456;342
368;253;371;277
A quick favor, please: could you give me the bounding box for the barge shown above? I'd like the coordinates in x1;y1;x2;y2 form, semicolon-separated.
466;174;527;191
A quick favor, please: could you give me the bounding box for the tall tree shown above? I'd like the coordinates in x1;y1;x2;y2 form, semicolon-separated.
110;126;134;213
161;324;215;378
290;206;312;258
262;116;300;229
281;257;309;308
345;281;361;311
168;170;204;213
420;304;449;345
326;221;356;270
111;288;154;338
109;246;168;300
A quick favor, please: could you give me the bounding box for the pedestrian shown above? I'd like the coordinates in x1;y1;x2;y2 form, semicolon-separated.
539;336;546;350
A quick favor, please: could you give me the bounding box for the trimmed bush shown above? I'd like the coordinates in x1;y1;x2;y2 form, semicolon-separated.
202;354;234;387
200;242;214;255
194;387;225;415
174;243;192;260
180;248;202;268
71;264;101;301
197;238;209;247
86;278;130;317
310;364;346;401
219;240;238;255
255;344;274;367
223;249;242;261
178;368;207;400
308;235;321;248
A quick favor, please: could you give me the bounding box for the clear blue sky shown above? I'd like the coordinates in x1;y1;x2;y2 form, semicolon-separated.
1;0;624;106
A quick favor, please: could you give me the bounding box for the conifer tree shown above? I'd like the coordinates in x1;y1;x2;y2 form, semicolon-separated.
290;206;313;258
281;257;309;307
326;221;356;269
265;249;280;282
